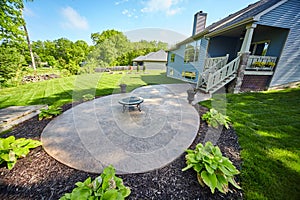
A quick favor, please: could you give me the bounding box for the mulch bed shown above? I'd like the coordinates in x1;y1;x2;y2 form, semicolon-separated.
0;102;243;200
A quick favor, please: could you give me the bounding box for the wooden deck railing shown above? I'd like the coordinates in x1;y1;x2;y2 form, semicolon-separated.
246;55;277;71
205;55;241;92
203;54;229;71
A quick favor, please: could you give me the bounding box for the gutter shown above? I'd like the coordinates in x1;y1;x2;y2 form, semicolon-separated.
168;17;256;51
205;17;257;37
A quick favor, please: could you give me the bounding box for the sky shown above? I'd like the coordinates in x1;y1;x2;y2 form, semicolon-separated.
23;0;258;45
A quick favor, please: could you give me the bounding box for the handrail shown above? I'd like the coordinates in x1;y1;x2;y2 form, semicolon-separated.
205;55;241;92
204;54;229;71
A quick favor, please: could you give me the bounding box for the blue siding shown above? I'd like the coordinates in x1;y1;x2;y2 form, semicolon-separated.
199;38;209;71
252;26;289;57
207;36;240;61
258;0;300;86
167;38;209;83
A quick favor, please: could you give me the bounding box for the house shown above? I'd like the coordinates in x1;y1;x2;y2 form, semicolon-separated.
133;49;167;70
166;0;300;93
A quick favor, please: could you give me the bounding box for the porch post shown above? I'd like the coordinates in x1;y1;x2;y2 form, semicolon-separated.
233;52;250;93
240;23;257;53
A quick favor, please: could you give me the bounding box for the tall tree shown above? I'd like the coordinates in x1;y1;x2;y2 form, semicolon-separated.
91;29;122;45
87;31;131;68
1;0;36;70
22;10;36;70
0;0;25;42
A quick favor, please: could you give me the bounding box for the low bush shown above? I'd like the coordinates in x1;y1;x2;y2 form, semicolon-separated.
202;108;230;129
38;107;62;120
60;165;131;200
82;94;95;101
0;136;42;169
182;142;241;194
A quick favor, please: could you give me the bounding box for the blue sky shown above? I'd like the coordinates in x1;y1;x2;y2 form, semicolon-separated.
24;0;258;45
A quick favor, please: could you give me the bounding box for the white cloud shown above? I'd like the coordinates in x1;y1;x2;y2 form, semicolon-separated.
115;0;129;5
60;6;89;30
141;0;183;16
122;9;138;18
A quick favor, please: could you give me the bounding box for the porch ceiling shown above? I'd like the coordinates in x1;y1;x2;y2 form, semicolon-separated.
212;25;246;38
212;24;288;38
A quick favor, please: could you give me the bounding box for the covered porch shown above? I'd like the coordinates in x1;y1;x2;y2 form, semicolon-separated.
167;21;289;93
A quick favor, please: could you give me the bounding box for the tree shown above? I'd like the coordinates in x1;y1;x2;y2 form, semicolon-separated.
0;45;25;85
0;0;36;71
0;0;25;42
91;29;121;45
87;31;131;68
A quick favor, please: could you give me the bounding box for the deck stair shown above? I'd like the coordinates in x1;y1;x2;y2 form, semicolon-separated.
197;55;241;94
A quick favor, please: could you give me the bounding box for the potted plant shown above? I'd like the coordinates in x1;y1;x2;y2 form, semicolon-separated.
187;88;196;104
119;83;127;93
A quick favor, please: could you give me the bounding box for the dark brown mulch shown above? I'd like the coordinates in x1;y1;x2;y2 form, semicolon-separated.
0;103;243;200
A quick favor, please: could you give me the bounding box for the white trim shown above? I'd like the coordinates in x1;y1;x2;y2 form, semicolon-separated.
254;0;289;21
244;71;274;75
205;18;255;38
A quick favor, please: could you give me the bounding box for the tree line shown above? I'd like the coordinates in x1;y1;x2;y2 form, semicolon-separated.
0;0;168;87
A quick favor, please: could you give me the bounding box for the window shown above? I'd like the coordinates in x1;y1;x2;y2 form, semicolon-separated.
170;53;175;62
184;41;200;63
250;41;270;56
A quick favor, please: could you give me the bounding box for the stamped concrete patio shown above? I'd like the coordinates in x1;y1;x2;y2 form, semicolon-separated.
41;84;210;174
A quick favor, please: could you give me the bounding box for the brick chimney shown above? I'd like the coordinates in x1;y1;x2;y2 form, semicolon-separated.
192;11;207;36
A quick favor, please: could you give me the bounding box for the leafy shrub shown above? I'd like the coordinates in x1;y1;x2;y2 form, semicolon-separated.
0;136;42;169
60;165;131;200
82;94;95;101
60;69;71;77
182;142;241;194
38;107;62;120
202;108;230;129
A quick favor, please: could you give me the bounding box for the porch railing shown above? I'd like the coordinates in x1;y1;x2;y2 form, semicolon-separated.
203;54;229;71
246;55;277;71
205;55;241;92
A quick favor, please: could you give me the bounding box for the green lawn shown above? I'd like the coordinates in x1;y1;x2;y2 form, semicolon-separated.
0;70;183;109
201;87;300;200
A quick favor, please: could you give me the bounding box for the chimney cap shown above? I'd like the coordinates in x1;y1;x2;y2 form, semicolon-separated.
195;10;207;15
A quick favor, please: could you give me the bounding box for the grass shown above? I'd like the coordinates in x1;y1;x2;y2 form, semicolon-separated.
0;70;183;109
201;87;300;200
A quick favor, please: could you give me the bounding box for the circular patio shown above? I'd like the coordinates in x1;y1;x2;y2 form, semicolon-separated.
41;84;206;174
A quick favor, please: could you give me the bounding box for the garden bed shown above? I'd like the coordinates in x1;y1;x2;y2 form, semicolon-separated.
0;103;242;200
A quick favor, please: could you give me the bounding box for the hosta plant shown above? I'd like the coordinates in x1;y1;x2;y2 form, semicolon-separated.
182;142;241;194
0;136;42;169
82;94;95;101
202;108;230;129
38;106;62;120
60;165;131;200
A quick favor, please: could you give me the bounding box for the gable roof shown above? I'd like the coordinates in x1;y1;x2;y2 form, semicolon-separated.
173;0;285;47
206;0;282;33
133;50;167;62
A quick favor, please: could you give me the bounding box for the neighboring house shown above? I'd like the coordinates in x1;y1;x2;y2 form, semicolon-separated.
167;0;300;93
133;50;167;70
